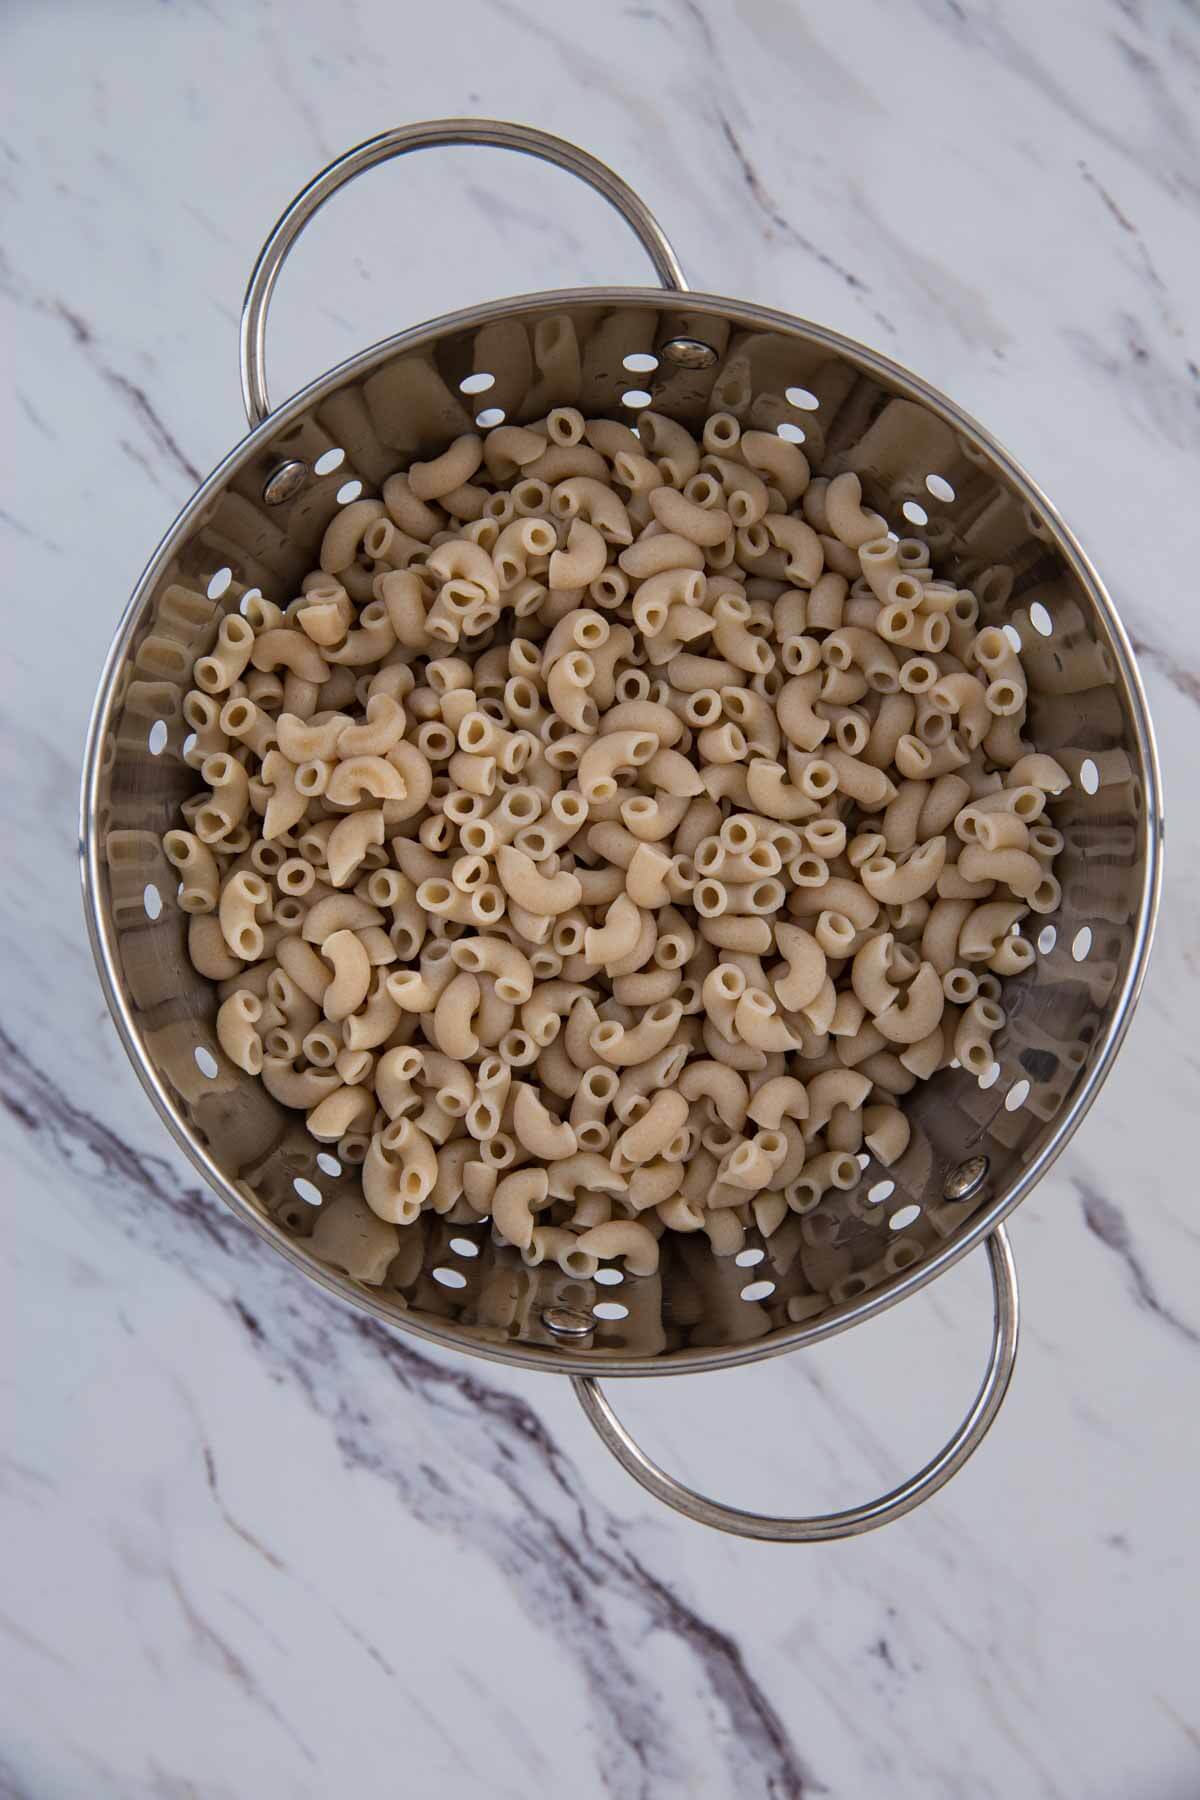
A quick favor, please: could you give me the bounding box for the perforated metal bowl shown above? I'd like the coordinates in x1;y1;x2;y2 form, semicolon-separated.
81;122;1162;1539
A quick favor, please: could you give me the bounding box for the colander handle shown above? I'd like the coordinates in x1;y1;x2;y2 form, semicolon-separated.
239;119;689;427
571;1225;1019;1542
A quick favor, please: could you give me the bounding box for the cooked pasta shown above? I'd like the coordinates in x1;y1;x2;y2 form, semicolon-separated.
168;405;1063;1274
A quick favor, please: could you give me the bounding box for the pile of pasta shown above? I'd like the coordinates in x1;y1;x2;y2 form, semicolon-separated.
165;406;1068;1282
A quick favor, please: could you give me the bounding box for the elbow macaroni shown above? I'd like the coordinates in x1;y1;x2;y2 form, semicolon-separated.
169;406;1064;1263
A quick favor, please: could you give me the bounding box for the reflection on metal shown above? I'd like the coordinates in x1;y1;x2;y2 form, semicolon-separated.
261;459;308;506
659;335;720;369
945;1156;990;1202
542;1306;594;1339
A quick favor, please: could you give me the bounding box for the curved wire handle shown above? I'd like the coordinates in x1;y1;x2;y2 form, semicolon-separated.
572;1226;1019;1541
239;119;689;428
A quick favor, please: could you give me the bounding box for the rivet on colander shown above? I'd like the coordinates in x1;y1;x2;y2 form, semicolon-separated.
262;459;309;506
659;336;719;370
541;1305;593;1338
944;1155;989;1201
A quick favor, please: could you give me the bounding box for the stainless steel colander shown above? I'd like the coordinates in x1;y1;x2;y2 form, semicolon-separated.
81;121;1163;1540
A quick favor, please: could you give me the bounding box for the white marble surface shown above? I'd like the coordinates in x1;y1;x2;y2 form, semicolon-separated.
3;1;1199;1794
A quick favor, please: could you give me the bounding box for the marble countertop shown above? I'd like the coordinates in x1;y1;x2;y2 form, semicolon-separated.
4;1;1198;1794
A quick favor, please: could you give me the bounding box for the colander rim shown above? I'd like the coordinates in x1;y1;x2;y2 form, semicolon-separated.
80;283;1164;1376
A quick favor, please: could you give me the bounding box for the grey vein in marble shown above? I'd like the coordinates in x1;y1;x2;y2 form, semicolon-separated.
1;1023;818;1800
910;0;1200;205
1073;1175;1200;1349
4;0;1200;1791
52;301;203;486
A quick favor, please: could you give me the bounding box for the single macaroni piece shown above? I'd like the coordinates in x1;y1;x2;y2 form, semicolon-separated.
862;1103;911;1166
216;990;264;1075
805;1068;872;1137
648;485;731;547
495;844;582;916
872;962;945;1045
218;868;270;961
735;988;799;1051
195;613;255;695
955;996;1005;1077
163;829;221;913
322;929;372;1023
512;1081;578;1160
825;472;887;549
957;843;1043;899
573;1219;660;1276
166;405;1064;1274
407;434;484;502
615;1090;690;1166
491;1167;548;1251
363;1119;438;1224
